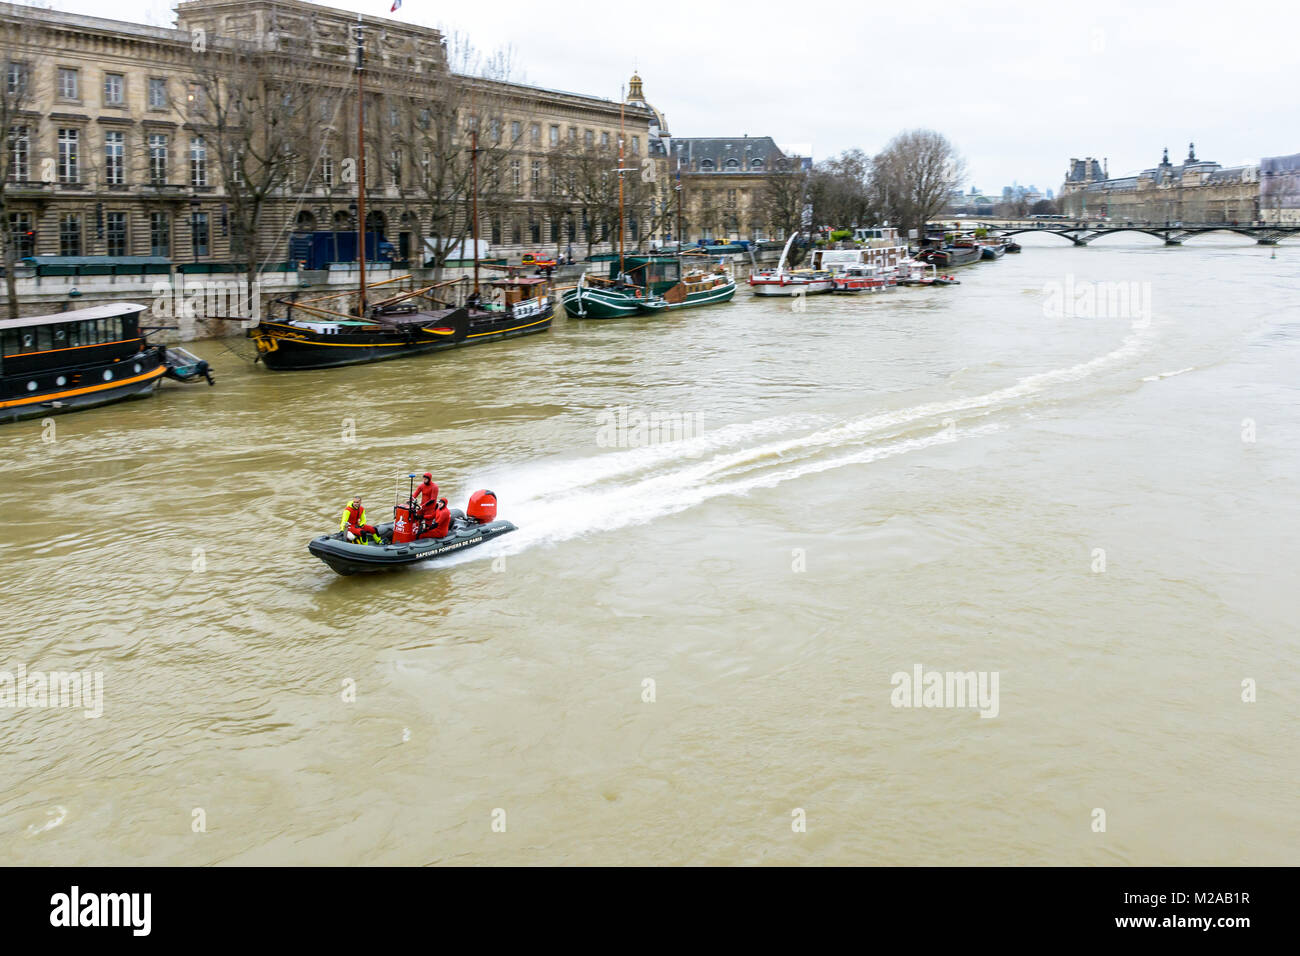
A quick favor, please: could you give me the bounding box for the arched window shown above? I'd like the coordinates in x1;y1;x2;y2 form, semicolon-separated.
724;158;739;170
750;158;764;170
700;159;714;171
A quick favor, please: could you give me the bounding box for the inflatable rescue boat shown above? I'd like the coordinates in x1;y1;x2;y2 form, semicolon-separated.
309;489;515;575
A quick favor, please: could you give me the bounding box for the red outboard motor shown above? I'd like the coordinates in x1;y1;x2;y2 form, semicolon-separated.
466;489;498;523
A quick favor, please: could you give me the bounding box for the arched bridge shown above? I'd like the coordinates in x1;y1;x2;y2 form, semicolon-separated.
975;220;1300;246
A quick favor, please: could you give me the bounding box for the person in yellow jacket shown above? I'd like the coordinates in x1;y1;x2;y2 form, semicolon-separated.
340;497;381;544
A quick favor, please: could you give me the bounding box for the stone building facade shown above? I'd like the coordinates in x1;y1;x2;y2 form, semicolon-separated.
1060;144;1261;223
1260;153;1300;224
0;0;661;267
668;136;799;242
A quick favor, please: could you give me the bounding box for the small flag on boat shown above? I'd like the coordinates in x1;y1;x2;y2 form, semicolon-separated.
390;0;401;10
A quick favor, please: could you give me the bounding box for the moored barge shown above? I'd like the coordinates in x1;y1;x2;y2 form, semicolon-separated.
1;303;166;422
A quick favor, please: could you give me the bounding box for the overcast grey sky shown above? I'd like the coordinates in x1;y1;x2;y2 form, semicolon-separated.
41;0;1300;193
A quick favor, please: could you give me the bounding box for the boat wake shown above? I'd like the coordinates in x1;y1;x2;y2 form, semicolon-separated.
436;316;1159;565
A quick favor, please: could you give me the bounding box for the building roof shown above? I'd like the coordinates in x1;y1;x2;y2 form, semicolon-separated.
671;137;789;171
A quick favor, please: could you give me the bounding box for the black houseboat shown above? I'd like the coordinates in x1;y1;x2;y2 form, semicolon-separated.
0;303;166;422
249;276;554;371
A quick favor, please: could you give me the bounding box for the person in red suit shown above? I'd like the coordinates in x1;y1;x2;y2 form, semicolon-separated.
412;474;451;539
414;473;438;508
418;501;452;540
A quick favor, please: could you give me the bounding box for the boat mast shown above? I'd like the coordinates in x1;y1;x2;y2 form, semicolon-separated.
471;129;480;295
675;156;683;249
618;91;625;281
354;16;368;315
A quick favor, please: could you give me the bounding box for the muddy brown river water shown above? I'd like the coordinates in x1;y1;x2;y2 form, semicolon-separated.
2;235;1297;864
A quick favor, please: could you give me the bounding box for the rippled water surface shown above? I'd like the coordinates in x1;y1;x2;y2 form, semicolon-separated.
2;236;1297;865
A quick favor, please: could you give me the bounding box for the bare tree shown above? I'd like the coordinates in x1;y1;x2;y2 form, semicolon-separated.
871;129;966;240
537;152;579;258
1;24;35;317
756;156;808;242
559;145;618;258
809;149;874;229
184;44;320;279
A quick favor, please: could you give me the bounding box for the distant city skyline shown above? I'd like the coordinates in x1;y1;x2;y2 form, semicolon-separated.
36;0;1300;193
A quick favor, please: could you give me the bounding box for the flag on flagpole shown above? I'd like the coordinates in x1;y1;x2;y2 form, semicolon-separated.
391;0;401;11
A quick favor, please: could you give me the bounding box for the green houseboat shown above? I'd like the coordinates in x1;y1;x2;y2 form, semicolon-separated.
561;255;736;319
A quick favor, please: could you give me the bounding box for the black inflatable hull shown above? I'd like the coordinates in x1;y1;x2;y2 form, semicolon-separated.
308;518;517;575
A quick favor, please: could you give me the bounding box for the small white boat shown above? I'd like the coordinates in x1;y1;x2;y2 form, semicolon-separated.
747;233;836;296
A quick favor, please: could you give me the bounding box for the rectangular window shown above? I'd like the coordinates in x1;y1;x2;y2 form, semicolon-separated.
389;107;399;128
322;155;334;188
568;127;577;144
510;121;520;143
103;73;124;106
57;128;80;183
191;211;209;257
389;150;401;187
187;83;204;113
105;211;127;255
58;67;79;101
148;77;167;109
584;129;594;148
631;136;640;155
148;134;168;185
190;136;207;187
104;130;125;185
531;160;540;192
601;131;609;149
59;213;82;256
510;159;521;191
8;212;34;258
5;62;26;97
530;220;540;243
549;124;559;146
150;211;170;256
511;219;521;245
530;123;540;145
550;218;559;243
7;125;28;181
491;218;501;244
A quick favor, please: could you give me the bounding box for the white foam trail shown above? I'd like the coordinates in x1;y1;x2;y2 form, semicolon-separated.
435;316;1156;567
434;422;1003;568
1142;366;1195;382
472;411;831;498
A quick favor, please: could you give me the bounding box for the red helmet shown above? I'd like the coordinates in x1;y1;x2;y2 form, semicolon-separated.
423;472;432;479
